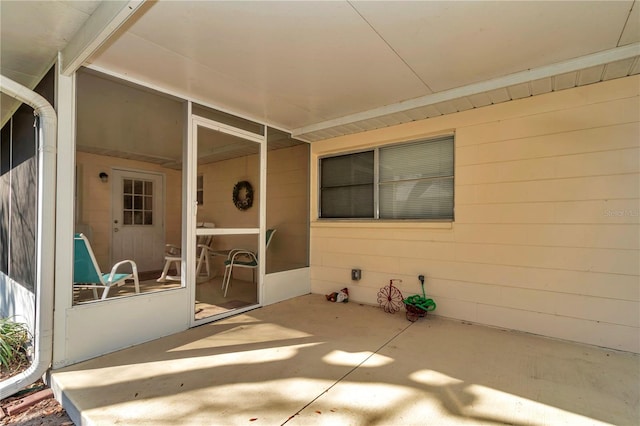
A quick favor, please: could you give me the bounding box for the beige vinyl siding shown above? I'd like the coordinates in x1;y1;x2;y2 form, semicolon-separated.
310;75;640;353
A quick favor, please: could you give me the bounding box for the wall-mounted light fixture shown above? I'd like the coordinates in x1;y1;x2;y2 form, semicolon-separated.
99;172;109;183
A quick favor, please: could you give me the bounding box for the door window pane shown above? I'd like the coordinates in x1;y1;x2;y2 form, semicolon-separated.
123;179;154;226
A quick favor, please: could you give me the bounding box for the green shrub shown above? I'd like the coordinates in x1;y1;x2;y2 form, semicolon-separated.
0;317;30;371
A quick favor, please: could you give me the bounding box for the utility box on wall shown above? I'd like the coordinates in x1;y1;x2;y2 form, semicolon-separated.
351;269;361;281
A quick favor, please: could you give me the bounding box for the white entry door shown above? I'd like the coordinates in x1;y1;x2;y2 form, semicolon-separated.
111;169;165;272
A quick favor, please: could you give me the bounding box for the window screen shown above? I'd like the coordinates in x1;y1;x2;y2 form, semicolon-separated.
320;136;454;220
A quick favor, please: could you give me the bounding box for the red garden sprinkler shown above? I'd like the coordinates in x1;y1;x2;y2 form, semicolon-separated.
377;279;404;313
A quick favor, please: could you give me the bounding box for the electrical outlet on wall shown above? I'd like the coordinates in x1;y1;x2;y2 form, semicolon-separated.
351;269;361;281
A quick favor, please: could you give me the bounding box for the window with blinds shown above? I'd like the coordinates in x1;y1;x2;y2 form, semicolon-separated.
319;135;454;220
321;151;374;218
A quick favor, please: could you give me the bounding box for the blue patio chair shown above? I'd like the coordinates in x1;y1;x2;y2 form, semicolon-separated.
221;229;276;297
74;233;140;300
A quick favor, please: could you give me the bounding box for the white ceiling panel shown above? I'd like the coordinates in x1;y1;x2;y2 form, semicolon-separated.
88;32;316;130
602;57;637;79
451;97;474;112
92;1;430;127
59;0;103;15
421;105;444;119
507;83;531;100
404;105;439;121
467;93;492;108
553;72;578;91
577;66;606;85
351;1;633;92
379;113;406;126
619;1;640;45
2;0;639;142
0;1;100;124
341;123;366;134
0;1;98;87
530;78;552;96
486;88;511;105
319;128;344;139
355;119;381;132
434;101;457;115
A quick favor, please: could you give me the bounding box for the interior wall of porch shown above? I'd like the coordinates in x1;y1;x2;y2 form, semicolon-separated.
310;75;640;353
74;151;182;271
197;143;310;275
76;142;309;278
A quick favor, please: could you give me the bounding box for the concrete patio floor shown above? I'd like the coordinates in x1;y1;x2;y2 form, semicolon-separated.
50;294;639;425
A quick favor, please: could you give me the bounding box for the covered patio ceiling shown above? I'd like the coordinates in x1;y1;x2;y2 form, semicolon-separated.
2;1;639;142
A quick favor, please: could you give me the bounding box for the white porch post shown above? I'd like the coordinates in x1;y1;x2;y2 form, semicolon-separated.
52;60;76;367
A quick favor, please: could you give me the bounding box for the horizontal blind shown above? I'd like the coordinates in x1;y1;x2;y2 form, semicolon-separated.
379;136;453;181
379;136;454;219
379;178;453;219
320;151;374;218
321;151;374;187
321;185;374;218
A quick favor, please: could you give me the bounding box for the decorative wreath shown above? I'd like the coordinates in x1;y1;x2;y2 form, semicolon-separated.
232;180;254;211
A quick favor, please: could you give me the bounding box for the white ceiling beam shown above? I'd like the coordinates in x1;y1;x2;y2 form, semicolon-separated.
292;42;640;137
60;0;146;76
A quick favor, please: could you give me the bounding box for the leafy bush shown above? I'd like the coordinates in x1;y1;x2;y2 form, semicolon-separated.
0;317;30;371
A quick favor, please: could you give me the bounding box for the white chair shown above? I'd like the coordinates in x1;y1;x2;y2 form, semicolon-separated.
157;222;215;282
221;229;276;297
